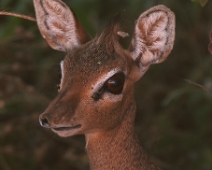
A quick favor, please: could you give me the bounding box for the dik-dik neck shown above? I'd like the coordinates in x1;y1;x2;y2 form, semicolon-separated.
85;100;155;170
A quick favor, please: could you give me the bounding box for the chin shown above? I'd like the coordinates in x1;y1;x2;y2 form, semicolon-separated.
52;126;82;137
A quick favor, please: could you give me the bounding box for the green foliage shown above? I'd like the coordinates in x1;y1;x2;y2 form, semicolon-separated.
0;0;34;39
191;0;209;6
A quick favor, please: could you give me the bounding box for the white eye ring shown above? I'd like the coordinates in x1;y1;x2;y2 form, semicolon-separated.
59;60;64;90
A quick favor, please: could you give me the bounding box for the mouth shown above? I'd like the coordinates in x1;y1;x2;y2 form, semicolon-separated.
53;124;82;132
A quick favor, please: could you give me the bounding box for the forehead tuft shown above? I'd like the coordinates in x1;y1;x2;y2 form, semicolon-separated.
64;21;126;74
64;40;124;75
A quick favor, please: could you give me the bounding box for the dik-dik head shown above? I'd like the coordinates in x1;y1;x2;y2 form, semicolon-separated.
34;0;175;137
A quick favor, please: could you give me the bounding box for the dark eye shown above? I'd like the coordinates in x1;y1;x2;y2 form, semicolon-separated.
104;73;125;94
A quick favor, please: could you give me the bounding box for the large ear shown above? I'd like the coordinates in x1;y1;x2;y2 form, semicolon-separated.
33;0;90;52
129;5;175;80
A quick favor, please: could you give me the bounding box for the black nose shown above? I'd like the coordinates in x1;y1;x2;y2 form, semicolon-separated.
39;115;50;128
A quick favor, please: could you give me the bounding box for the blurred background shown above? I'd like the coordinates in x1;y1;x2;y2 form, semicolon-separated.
0;0;212;170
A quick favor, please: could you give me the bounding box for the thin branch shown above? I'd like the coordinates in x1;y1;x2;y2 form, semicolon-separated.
0;11;36;22
184;78;212;93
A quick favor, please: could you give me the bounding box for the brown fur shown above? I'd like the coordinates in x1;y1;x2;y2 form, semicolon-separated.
34;0;175;169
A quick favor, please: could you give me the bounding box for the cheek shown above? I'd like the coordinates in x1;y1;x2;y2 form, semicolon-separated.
98;97;124;119
85;97;125;131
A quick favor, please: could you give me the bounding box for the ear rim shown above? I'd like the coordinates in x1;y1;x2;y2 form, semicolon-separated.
129;5;175;66
33;0;90;52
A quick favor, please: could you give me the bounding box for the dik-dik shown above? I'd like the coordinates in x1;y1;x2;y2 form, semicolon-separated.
34;0;175;169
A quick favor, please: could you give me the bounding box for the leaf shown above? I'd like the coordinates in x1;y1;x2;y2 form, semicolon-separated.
191;0;209;6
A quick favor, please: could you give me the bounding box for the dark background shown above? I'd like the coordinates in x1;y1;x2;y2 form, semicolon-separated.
0;0;212;170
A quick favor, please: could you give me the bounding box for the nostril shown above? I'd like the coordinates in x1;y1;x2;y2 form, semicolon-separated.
39;117;50;128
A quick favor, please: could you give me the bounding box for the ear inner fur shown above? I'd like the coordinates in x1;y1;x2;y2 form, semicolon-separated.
33;0;90;52
130;5;175;67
